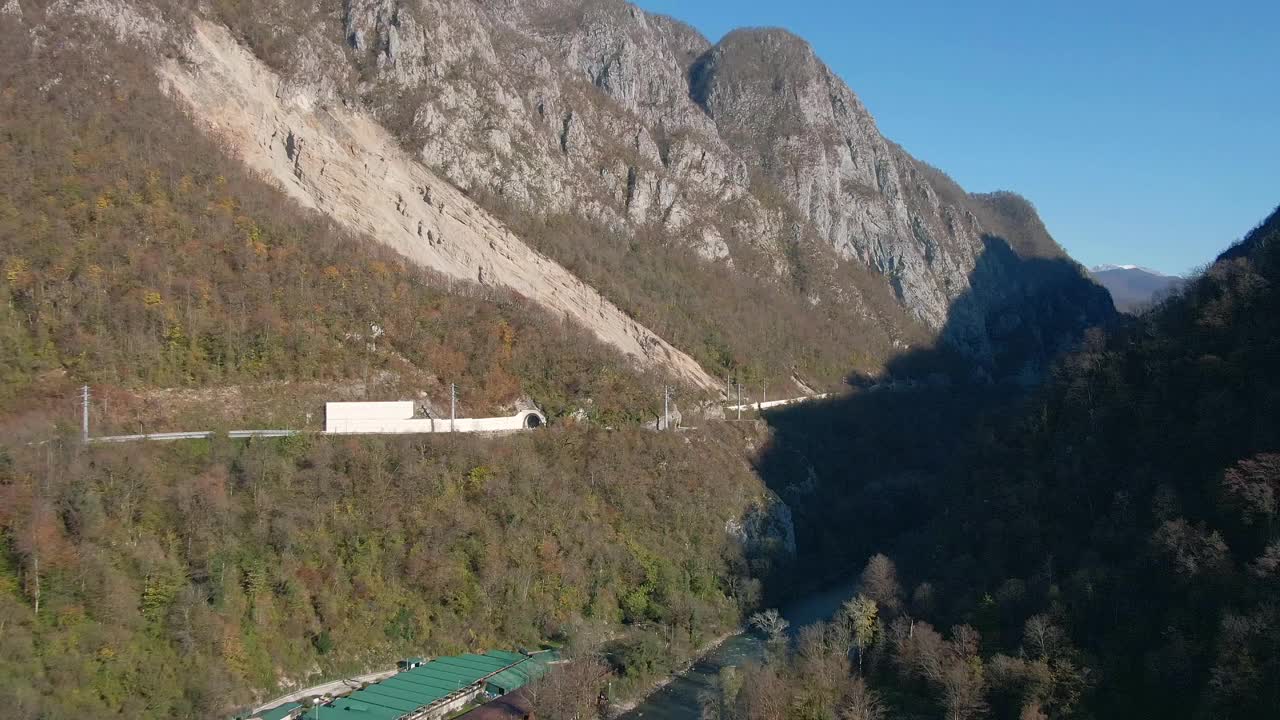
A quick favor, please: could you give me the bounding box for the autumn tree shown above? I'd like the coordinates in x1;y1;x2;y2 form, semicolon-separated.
526;656;611;720
841;594;879;675
859;554;903;618
793;622;852;719
894;622;988;720
838;676;885;720
735;662;790;720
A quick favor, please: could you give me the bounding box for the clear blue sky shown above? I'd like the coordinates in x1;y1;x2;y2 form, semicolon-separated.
634;0;1279;276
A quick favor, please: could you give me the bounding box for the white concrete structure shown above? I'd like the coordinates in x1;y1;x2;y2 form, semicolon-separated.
325;401;545;435
725;394;832;413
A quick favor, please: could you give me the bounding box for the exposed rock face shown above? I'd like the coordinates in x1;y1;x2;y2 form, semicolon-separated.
157;19;720;391
690;29;984;327
326;0;1107;355
726;496;797;558
49;0;1111;379
341;0;750;242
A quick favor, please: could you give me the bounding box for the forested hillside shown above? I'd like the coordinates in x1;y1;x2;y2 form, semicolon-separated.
753;207;1280;718
6;2;1260;719
0;14;665;437
0;15;790;719
0;425;786;717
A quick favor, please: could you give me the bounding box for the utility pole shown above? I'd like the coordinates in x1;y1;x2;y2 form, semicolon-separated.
450;383;457;433
663;385;670;431
761;384;767;411
81;385;90;444
736;382;742;421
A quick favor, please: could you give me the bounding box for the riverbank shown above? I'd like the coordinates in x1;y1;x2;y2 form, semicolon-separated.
612;575;862;720
607;630;740;718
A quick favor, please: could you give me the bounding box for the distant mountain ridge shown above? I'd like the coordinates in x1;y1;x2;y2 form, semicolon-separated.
1090;264;1185;312
1091;263;1172;276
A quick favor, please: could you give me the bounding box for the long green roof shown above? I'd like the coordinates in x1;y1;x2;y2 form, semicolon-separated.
301;651;550;720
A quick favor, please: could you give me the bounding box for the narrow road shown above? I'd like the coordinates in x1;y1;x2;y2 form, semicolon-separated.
724;394;831;412
251;668;398;716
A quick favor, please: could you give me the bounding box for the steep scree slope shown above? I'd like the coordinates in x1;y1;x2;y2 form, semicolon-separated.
157;19;718;391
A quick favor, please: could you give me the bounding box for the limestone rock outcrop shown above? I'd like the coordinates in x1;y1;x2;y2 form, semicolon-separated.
47;0;1112;380
159;19;721;391
325;0;1109;362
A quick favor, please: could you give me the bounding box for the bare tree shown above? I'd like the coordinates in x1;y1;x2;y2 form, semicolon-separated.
839;676;885;720
526;656;611;720
939;659;988;720
1222;453;1280;530
794;622;851;719
749;609;790;642
896;621;988;720
738;663;789;720
911;581;936;617
1023;615;1064;661
859;554;903;617
940;626;988;720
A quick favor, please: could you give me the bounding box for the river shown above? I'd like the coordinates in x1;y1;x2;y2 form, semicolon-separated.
620;577;860;720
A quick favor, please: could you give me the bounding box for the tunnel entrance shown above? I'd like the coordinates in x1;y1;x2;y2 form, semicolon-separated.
524;413;544;429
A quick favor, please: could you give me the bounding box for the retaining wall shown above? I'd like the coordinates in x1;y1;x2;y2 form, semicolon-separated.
325;402;544;435
725;394;831;413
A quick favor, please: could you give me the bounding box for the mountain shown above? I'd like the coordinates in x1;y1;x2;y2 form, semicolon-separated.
21;0;1110;392
0;1;1128;717
1090;264;1186;312
0;13;792;717
332;4;1113;378
754;205;1280;718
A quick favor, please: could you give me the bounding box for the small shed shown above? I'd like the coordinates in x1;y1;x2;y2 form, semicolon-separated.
398;657;426;671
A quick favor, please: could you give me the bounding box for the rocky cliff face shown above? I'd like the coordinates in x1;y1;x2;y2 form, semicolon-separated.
324;0;1107;349
44;0;1111;382
689;28;984;326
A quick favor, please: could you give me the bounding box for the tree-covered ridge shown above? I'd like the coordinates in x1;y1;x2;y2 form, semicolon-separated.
0;425;784;718
0;18;792;720
756;206;1280;718
0;18;663;431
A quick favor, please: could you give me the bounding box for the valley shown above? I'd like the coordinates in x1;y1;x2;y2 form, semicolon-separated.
0;1;1276;719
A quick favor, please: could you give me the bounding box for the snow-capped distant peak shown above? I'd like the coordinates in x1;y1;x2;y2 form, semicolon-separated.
1091;264;1169;277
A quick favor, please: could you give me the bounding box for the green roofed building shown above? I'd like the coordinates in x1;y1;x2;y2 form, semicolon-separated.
301;651;552;720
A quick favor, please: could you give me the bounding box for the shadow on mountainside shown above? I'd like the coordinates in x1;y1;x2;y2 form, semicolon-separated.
750;208;1280;719
754;235;1115;591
